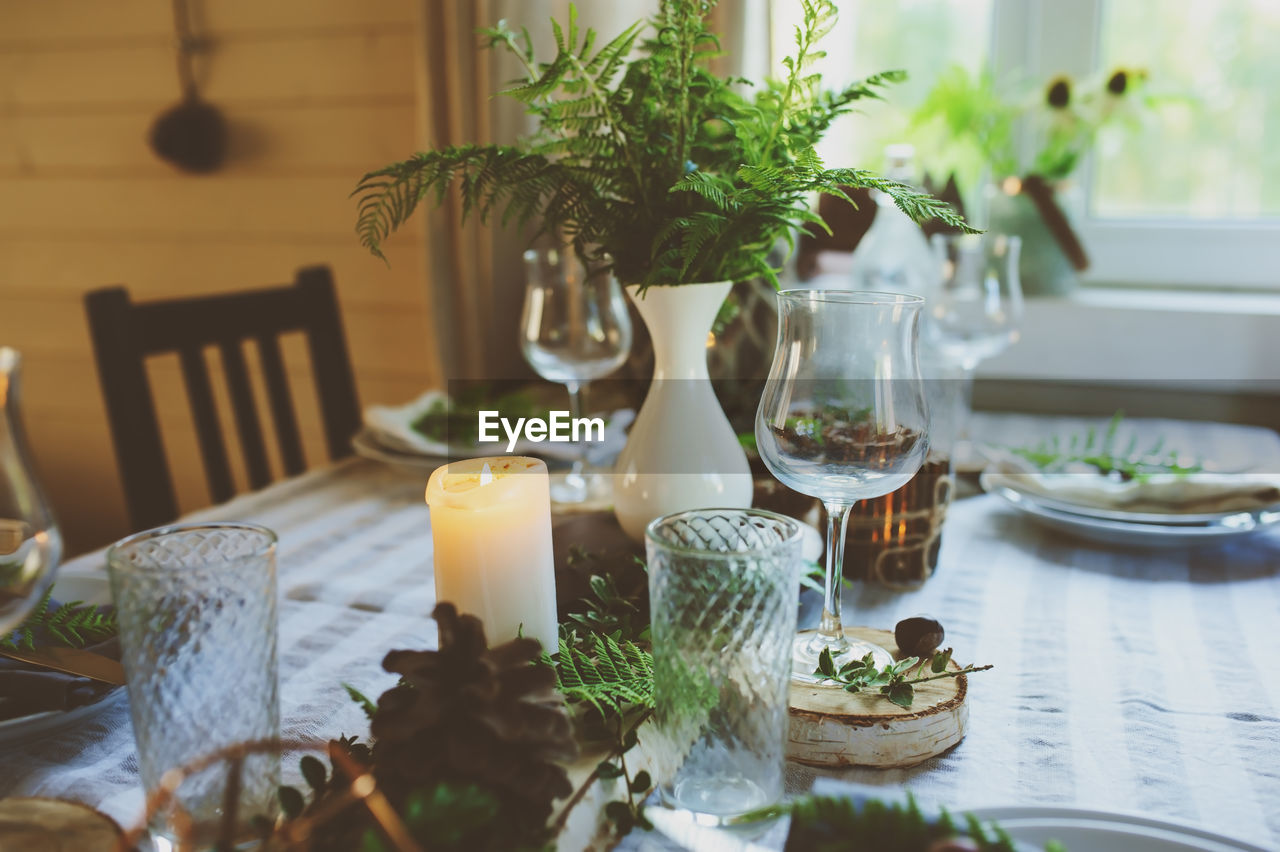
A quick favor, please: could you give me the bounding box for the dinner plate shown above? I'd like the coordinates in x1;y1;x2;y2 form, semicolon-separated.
351;427;448;470
0;573;126;746
968;806;1270;852
982;474;1280;548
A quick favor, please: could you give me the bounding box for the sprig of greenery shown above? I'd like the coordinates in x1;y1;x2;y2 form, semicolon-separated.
563;550;650;644
353;0;973;289
553;634;654;721
778;793;1065;852
1;590;117;651
815;647;993;709
594;718;654;836
1008;410;1202;481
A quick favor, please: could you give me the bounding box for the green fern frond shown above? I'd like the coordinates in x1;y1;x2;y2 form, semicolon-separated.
355;0;973;285
554;635;654;720
2;590;117;651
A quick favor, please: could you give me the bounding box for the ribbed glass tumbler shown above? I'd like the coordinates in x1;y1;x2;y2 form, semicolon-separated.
107;522;280;847
646;508;801;824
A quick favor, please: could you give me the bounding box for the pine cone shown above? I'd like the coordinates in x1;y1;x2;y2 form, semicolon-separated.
371;603;578;834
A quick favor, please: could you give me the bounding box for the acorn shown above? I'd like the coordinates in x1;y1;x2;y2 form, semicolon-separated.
1046;77;1071;109
894;615;945;658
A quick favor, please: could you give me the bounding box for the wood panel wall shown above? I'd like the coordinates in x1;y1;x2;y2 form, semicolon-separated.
0;0;439;554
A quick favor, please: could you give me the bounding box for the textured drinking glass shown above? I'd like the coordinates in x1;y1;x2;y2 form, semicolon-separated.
520;247;633;503
756;291;929;678
107;523;280;847
646;509;801;824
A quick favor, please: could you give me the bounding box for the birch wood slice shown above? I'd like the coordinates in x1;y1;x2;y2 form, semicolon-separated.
0;797;122;851
788;627;968;769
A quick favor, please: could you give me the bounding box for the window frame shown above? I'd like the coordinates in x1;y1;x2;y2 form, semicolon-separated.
992;0;1280;290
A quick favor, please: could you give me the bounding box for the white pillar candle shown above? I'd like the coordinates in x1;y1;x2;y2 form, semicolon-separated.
425;456;558;653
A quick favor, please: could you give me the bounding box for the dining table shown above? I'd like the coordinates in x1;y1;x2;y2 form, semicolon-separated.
3;414;1279;850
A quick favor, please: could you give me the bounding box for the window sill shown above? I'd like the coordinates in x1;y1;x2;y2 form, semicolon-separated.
977;286;1280;387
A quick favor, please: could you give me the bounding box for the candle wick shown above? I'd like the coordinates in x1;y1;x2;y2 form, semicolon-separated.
479;462;494;486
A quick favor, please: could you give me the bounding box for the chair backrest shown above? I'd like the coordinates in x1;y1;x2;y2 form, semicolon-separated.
85;265;361;531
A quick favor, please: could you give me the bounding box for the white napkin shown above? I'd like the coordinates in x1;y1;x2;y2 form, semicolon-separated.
982;448;1280;515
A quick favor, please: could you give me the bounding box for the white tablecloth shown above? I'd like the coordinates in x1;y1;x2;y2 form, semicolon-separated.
4;418;1280;849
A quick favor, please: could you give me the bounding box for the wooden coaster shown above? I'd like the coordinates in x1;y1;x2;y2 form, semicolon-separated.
788;627;968;769
0;798;122;851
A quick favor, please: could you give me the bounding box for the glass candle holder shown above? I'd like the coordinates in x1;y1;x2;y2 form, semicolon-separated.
107;522;280;847
646;508;801;825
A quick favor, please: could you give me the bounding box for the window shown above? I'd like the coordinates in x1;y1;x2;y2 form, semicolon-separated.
1093;0;1280;220
769;0;993;174
773;0;1280;289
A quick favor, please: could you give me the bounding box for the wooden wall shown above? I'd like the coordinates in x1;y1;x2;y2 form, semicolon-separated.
0;0;439;555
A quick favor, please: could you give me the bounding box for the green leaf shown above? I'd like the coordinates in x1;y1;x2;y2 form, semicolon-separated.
604;800;634;832
816;647;836;678
629;770;652;793
622;726;640;751
931;648;953;674
279;785;306;820
891;656;920;675
596;761;624;779
887;682;914;708
342;683;377;719
300;755;327;793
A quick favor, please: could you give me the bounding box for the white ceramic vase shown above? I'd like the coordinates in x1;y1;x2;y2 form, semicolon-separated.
613;281;753;540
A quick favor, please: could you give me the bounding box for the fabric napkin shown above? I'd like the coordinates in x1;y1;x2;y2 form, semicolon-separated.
0;608;121;721
983;449;1280;515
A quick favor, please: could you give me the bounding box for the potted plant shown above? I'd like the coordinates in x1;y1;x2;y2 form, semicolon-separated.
353;0;970;539
910;65;1151;295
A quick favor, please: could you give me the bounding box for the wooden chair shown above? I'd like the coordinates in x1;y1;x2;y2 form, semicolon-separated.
85;265;361;531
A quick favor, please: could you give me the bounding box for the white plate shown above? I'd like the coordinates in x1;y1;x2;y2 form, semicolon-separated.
982;474;1280;549
0;573;125;746
969;806;1271;852
351;428;447;470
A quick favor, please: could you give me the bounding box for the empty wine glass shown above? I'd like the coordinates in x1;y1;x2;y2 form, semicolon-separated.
756;292;929;679
925;233;1023;373
925;233;1022;466
0;348;62;634
520;247;633;504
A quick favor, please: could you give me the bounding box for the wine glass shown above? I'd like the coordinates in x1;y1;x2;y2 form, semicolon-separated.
924;233;1023;372
0;348;62;634
924;233;1022;463
755;292;929;679
520;247;633;504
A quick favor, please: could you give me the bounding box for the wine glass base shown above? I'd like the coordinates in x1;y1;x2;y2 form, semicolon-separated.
791;629;894;683
549;471;613;507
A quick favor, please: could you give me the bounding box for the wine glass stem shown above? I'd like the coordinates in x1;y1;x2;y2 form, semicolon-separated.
819;500;853;644
566;380;587;477
957;366;975;444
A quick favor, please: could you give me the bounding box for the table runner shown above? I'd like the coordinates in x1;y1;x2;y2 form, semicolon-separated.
3;423;1279;848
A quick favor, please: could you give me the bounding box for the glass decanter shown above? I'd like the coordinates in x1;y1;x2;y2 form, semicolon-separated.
0;348;62;633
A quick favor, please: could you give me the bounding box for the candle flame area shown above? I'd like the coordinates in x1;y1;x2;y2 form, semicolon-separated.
425;456;547;505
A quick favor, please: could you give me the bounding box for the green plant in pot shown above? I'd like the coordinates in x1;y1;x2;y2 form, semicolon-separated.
353;0;970;539
910;65;1151;295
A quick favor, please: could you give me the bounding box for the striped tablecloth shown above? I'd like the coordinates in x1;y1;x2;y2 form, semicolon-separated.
4;418;1280;849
